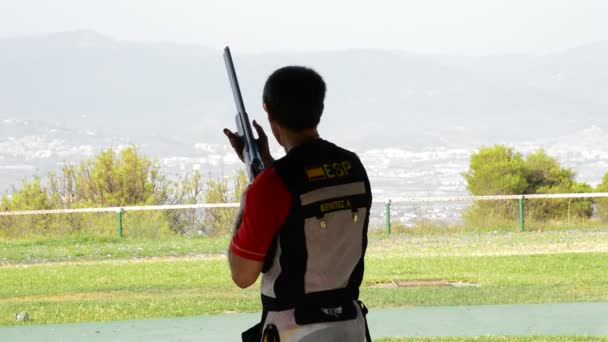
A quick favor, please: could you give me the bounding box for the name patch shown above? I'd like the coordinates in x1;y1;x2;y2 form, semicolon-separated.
319;199;352;213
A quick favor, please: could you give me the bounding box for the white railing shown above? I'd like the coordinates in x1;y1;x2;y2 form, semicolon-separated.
1;192;608;238
0;203;240;216
387;192;608;203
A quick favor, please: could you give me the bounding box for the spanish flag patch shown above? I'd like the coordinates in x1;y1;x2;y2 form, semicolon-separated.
305;166;327;181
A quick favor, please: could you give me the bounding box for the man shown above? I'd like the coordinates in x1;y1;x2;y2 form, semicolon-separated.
224;66;372;341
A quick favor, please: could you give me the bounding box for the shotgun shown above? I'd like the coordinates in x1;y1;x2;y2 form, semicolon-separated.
223;46;264;182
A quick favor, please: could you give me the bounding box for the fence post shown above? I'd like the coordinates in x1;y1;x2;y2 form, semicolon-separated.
518;196;525;232
567;198;571;223
117;208;124;238
385;200;392;235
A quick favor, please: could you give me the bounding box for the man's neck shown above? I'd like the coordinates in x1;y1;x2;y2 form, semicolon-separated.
283;129;320;153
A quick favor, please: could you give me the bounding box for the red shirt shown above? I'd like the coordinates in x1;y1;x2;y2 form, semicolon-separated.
230;167;292;262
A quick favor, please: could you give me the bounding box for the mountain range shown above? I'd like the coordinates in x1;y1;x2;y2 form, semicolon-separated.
1;31;607;197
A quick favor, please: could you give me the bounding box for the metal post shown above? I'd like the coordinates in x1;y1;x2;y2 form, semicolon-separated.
385;200;392;235
567;198;571;223
117;208;124;238
518;196;525;232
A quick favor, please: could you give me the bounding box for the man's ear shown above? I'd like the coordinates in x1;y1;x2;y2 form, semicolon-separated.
263;103;274;123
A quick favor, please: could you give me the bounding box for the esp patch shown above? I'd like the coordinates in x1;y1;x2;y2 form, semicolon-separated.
305;161;352;181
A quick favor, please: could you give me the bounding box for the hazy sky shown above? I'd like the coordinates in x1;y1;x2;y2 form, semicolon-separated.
1;0;607;55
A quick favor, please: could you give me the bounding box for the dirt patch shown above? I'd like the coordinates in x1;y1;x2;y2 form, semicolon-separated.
0;254;225;268
0;290;137;304
369;279;479;288
0;287;236;304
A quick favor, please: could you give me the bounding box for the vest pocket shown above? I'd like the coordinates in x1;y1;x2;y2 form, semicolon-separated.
303;208;366;293
294;299;357;325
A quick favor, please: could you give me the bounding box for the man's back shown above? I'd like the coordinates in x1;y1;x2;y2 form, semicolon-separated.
260;139;372;341
224;65;372;341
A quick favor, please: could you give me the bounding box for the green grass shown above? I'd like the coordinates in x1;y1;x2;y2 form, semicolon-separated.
0;257;254;325
363;252;608;308
380;219;608;236
0;234;230;264
1;230;608;326
1;251;607;326
368;230;608;257
3;229;607;264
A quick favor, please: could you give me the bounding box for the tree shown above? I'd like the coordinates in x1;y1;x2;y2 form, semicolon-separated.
67;147;167;207
523;149;592;221
6;177;51;211
463;145;528;196
1;177;52;237
48;164;78;208
463;145;594;226
2;146;174;238
231;169;248;202
202;170;247;235
166;169;247;236
173;170;204;205
524;149;575;194
165;170;204;235
462;146;528;226
597;173;608;222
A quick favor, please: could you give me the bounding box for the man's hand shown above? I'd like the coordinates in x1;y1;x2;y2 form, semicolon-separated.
223;120;274;167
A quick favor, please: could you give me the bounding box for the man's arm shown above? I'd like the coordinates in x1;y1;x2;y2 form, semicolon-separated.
228;194;263;289
228;250;263;289
226;168;291;289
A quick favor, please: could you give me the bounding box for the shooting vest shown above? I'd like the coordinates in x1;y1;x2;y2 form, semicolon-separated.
257;139;372;341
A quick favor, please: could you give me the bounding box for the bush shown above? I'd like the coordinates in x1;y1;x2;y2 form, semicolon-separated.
463;146;594;226
1;146;248;239
596;173;608;222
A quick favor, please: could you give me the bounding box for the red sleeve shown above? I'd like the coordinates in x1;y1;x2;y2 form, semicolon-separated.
230;167;291;262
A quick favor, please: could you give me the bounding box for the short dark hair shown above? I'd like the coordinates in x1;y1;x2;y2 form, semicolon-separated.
262;66;326;132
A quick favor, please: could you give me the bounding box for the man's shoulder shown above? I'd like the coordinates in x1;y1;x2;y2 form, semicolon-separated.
250;166;290;197
242;167;292;213
253;166;283;186
317;139;358;156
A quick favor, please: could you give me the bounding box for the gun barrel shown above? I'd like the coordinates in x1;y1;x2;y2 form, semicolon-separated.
223;48;247;116
223;46;264;181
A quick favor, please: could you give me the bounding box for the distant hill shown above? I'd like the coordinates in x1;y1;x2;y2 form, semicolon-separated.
1;31;607;148
3;32;608;197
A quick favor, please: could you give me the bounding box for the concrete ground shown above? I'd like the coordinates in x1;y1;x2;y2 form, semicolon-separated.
1;302;608;341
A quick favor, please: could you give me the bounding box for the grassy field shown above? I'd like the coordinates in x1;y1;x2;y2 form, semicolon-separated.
2;253;608;325
0;234;230;264
2;229;608;263
1;229;608;327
